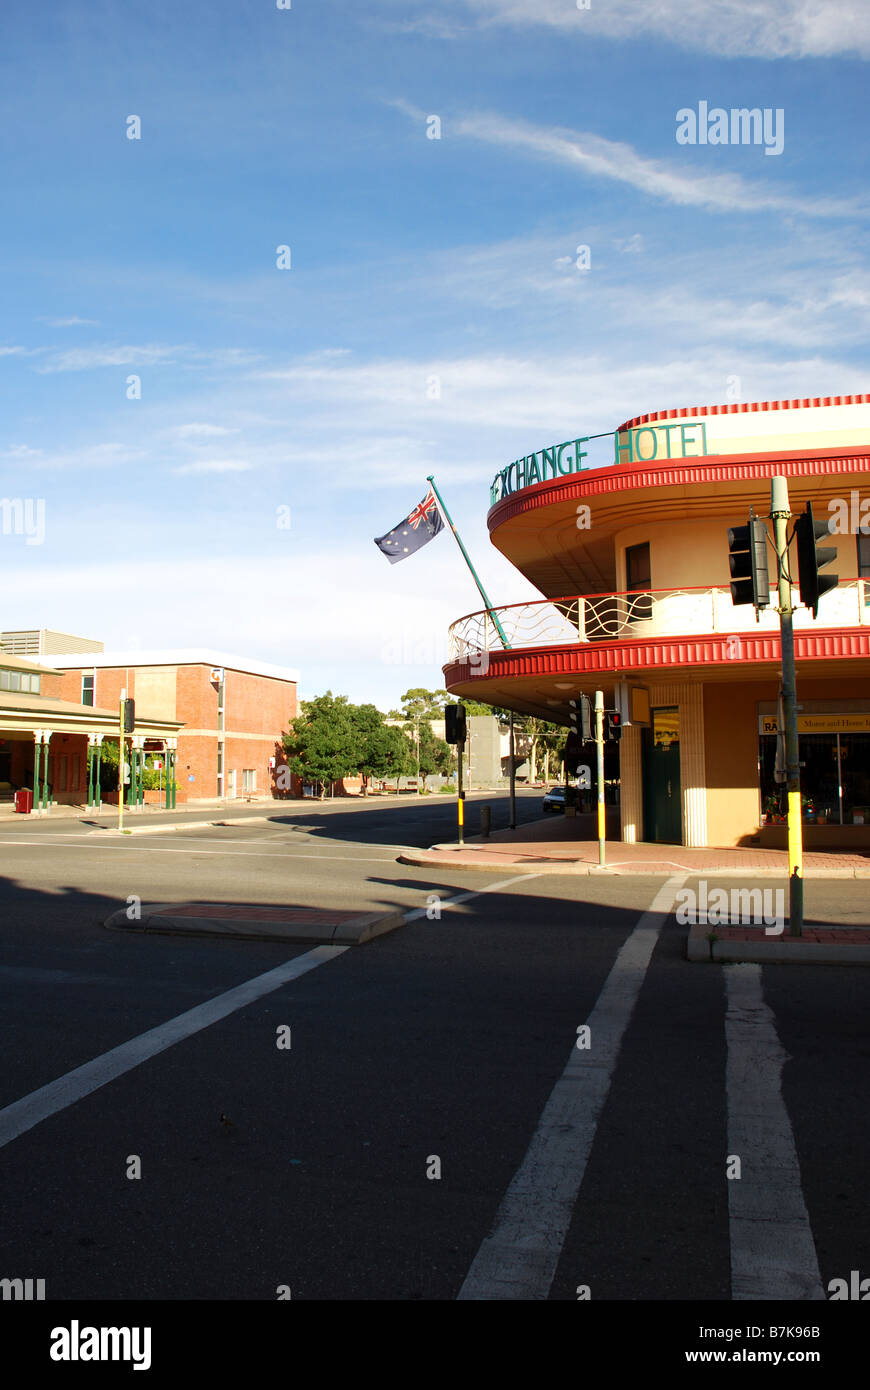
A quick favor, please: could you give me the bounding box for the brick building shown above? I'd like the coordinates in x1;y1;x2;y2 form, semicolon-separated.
50;649;298;803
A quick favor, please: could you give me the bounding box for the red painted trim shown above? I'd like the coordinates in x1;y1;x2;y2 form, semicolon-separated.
617;393;870;433
487;445;870;532
443;628;870;686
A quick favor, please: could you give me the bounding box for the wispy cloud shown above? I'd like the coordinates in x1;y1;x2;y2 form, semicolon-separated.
386;0;870;60
447;112;868;219
39;316;100;328
34;343;264;374
173;458;253;475
175;422;240;439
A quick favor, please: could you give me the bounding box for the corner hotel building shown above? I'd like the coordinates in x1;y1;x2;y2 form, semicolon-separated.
443;394;870;849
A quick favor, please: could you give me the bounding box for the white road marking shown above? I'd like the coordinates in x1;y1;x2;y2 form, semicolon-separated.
0;839;405;864
724;964;824;1300
457;874;686;1301
402;874;544;921
0;946;349;1152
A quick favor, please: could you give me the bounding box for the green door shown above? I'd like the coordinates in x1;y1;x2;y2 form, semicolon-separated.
643;707;682;844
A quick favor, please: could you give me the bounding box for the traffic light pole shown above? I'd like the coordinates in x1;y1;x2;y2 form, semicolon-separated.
508;711;516;830
770;477;803;936
457;742;465;845
595;689;605;868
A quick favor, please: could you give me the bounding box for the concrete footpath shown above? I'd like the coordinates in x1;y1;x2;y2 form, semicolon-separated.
399;810;870;879
400;813;870;966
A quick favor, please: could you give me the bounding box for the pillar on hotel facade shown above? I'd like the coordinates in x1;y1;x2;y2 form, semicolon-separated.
619;724;643;844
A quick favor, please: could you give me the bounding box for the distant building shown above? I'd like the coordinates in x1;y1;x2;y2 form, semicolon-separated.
50;648;298;803
1;629;103;657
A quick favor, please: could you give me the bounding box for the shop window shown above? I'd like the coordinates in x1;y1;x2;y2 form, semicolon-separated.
759;730;870;825
242;769;256;792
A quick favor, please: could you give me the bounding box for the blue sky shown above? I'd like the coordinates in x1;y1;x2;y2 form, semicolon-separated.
1;0;868;708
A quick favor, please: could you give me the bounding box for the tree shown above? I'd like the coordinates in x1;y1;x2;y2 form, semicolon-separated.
389;687;451;722
283;692;357;797
416;721;452;781
352;703;402;794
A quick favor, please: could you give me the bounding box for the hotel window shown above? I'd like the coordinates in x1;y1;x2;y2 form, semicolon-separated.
626;542;653;622
0;670;22;691
858;534;870;604
82;673;94;706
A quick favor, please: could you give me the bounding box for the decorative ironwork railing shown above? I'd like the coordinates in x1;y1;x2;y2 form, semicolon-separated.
447;580;869;663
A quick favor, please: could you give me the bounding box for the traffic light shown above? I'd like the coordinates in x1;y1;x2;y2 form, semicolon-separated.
727;511;770;608
568;695;593;742
604;711;622;742
795;500;838;619
123;698;135;733
444;703;467;745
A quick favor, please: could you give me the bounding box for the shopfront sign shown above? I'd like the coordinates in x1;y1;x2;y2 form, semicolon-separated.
489;420;709;505
759;713;870;735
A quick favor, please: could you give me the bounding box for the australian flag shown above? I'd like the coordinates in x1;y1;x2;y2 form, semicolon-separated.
374;487;444;564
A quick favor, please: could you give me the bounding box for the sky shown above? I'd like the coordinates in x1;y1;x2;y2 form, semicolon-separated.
1;0;868;709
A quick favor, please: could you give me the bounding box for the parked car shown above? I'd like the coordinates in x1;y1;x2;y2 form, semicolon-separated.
542;784;578;813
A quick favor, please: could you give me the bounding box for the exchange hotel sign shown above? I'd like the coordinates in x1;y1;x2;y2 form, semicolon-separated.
489;420;710;506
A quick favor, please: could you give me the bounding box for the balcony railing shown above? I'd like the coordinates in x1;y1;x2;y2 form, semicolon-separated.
447;580;870;662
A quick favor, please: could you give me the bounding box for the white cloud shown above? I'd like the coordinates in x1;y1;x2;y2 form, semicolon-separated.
394;0;870;59
175;422;240;439
173;458;253;475
35;344;263;374
0;346;28;357
40;316;100;327
448;112;867;219
36;343;187;373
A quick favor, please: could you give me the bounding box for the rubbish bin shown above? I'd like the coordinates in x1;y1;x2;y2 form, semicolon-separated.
14;788;33;814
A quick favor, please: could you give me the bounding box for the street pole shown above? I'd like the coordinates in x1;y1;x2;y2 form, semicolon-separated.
770;476;803;936
457;741;465;844
509;711;516;830
118;690;126;834
595;689;605;868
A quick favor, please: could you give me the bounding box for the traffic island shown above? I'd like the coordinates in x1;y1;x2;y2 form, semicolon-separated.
687;921;870;965
104;902;404;945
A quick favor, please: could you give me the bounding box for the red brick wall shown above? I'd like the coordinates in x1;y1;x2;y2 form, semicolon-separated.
54;662;297;803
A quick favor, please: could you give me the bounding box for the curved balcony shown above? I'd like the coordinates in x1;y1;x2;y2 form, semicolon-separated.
448;579;870;661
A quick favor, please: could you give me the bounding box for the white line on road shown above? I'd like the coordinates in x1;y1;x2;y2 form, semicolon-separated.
724;964;825;1300
457;874;686;1301
0;839;404;865
402;873;544;921
0;873;543;1153
0;947;349;1152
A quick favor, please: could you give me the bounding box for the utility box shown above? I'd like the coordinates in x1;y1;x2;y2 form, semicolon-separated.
14;788;33;814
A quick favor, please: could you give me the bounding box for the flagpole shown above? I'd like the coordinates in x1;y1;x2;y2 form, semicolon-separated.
426;475;511;651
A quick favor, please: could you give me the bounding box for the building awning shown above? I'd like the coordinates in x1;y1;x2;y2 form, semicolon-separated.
0;691;183;740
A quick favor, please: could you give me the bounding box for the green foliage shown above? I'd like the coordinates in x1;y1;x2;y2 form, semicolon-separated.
283;692;358;792
390;687;451;722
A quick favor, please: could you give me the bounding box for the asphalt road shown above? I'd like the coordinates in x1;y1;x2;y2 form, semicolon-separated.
0;792;867;1306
